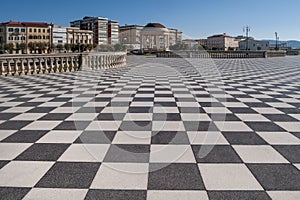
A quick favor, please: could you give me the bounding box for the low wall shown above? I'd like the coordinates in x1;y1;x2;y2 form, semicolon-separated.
157;50;286;59
0;52;127;76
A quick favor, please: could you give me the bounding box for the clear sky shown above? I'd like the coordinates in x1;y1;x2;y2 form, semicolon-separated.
1;0;299;40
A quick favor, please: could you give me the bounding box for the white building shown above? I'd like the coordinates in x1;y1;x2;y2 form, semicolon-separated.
239;38;269;51
108;20;119;45
52;25;67;45
182;39;199;48
207;33;239;51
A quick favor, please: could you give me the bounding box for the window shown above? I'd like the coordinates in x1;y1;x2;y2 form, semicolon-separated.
0;28;2;32
21;36;26;41
43;35;46;39
8;28;13;32
34;29;37;33
38;29;41;33
8;36;14;40
21;28;26;33
46;36;50;39
15;36;19;40
43;29;45;33
15;28;19;33
29;28;32;32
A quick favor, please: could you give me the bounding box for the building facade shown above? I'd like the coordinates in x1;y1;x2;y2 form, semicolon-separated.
182;39;199;48
71;16;118;46
67;27;93;45
0;21;50;54
196;39;208;47
239;39;269;51
52;24;67;45
108;20;119;45
119;24;182;50
207;33;239;51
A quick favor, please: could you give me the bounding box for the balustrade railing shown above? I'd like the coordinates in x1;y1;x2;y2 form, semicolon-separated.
0;52;127;76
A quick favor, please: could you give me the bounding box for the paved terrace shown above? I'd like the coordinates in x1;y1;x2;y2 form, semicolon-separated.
0;56;299;200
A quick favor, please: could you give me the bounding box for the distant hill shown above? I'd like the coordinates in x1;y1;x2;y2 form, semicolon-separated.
261;40;300;49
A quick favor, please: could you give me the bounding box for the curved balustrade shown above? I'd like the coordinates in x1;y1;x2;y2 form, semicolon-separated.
0;52;127;76
157;50;286;59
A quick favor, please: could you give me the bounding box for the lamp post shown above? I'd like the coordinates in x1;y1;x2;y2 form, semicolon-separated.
275;32;279;51
243;26;251;51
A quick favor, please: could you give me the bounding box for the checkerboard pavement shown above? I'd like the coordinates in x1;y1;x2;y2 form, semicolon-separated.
0;56;300;199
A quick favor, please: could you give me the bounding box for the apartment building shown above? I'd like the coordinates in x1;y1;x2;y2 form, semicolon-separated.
52;24;67;45
0;21;50;54
169;28;183;46
67;27;93;45
71;16;118;45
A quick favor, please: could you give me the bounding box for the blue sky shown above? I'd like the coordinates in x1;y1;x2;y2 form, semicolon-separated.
1;0;299;40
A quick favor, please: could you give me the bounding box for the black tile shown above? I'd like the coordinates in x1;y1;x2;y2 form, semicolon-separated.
0;161;9;169
128;107;153;113
192;145;242;163
248;164;300;190
184;121;219;131
263;114;298;122
85;190;147;200
97;113;125;121
132;98;154;102
0;187;31;200
245;122;285;132
104;144;150;163
154;102;177;107
273;145;300;163
278;108;300;114
208;191;271;200
222;132;267;145
179;107;205;113
209;114;240;121
26;107;56;113
36;162;100;188
0;121;31;130
75;131;116;144
17;102;43;107
54;121;90;130
153;113;182;121
76;107;104;113
2;130;48;143
0;113;19;120
228;107;258;114
151;131;190;144
119;121;152;131
148;163;205;190
39;113;72;121
15;143;70;161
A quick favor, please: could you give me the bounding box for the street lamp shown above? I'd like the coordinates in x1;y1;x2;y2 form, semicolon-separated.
275;32;279;51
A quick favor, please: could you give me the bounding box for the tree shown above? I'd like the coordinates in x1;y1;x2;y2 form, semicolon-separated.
56;44;64;52
169;43;189;51
114;43;127;51
28;42;37;53
64;44;72;52
4;43;14;54
19;43;27;54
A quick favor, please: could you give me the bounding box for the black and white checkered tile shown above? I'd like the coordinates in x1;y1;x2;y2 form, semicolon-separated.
0;56;300;200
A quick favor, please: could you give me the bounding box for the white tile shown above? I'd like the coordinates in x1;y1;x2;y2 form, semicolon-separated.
66;113;98;121
266;102;295;108
276;122;300;132
0;130;16;141
113;131;151;144
233;145;289;163
176;102;200;107
236;114;270;122
214;122;252;132
181;114;211;121
101;107;128;113
152;121;185;131
24;188;88;200
22;121;61;130
267;191;300;200
37;131;82;143
253;107;283;114
38;102;66;107
147;191;209;200
188;132;229;145
11;113;46;121
222;102;248;108
50;107;80;113
130;102;154;107
91;163;148;189
150;145;196;163
203;107;232;114
198;164;263;190
0;161;54;187
86;121;121;131
2;107;33;113
83;102;109;107
153;107;179;113
257;132;300;145
58;144;110;162
0;143;31;160
289;114;300;120
124;113;153;121
294;164;300;170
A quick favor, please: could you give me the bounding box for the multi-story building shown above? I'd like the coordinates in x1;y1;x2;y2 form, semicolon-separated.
71;16;114;45
0;21;27;54
196;39;208;47
239;38;269;51
119;25;144;49
0;21;50;54
108;20;119;45
52;24;67;45
182;39;198;48
67;27;93;45
207;33;239;51
169;28;182;46
119;24;182;50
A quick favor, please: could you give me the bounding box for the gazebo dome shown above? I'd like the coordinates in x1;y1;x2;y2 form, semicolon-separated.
145;23;166;28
